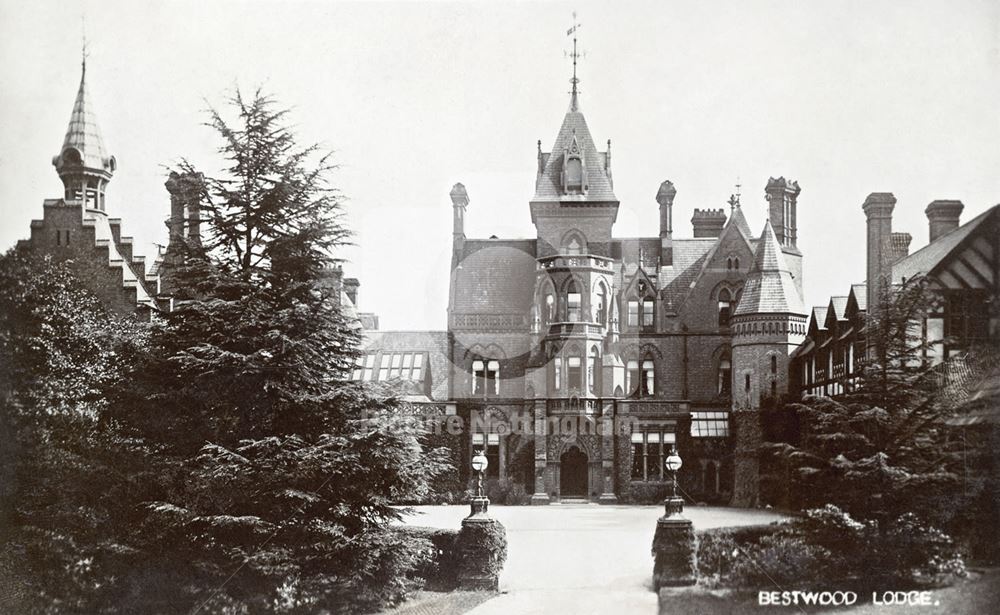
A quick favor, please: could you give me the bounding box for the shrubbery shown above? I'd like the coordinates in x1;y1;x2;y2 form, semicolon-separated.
697;505;965;592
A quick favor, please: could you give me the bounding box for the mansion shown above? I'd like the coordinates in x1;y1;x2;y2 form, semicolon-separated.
16;59;999;508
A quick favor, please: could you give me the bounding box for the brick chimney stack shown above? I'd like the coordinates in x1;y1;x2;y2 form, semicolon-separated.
925;200;964;243
889;232;912;264
656;180;676;265
863;192;896;324
691;208;727;238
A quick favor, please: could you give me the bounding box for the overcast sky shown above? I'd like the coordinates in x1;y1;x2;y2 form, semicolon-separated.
1;0;998;330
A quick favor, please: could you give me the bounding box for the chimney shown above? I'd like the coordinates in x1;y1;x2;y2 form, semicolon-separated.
164;171;204;247
862;192;896;322
925;200;963;243
691;208;727;238
450;183;468;240
889;232;912;264
656;180;676;265
343;278;360;307
765;177;801;247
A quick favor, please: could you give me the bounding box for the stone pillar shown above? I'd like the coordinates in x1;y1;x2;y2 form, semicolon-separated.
457;500;507;591
651;490;696;588
530;400;550;504
598;400;618;504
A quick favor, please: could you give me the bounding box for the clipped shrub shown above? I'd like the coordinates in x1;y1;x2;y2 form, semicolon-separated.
396;526;460;590
455;520;507;590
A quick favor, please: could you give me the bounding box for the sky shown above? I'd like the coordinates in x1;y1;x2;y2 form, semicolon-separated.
1;0;998;331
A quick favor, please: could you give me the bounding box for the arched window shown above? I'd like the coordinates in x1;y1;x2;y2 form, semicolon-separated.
487;360;500;397
566;280;582;322
718;288;732;327
565;236;583;255
544;293;555;324
588;346;600;394
595;283;608;325
642;359;655;396
553;357;562;391
771;355;778;374
727;257;733;270
718;357;732;396
626;360;639;396
472;360;485;395
734;257;740;270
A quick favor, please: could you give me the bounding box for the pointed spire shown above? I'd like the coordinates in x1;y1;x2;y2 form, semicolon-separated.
566;12;582;111
752;219;789;273
734;220;806;316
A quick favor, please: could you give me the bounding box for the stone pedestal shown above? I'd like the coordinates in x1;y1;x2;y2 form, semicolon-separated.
651;499;697;589
530;492;551;505
456;506;508;591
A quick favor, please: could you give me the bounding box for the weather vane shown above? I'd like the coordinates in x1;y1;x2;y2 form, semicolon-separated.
565;12;584;107
728;176;742;211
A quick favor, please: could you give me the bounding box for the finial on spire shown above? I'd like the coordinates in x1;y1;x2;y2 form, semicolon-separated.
728;177;742;211
81;15;89;75
566;12;583;110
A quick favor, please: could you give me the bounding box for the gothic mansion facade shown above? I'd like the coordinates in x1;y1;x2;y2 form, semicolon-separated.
359;89;808;505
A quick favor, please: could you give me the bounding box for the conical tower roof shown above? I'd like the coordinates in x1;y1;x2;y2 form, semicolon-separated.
53;61;114;175
734;220;806;315
531;95;616;203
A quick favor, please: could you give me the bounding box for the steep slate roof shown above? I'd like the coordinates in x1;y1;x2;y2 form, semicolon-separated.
532;97;616;203
734;220;806;316
829;296;849;321
728;205;753;239
811;306;829;331
849;283;867;312
361;330;451;402
59;64;112;171
892;206;995;284
453;239;537;315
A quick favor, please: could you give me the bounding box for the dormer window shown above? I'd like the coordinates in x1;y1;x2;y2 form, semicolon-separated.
565;157;583;192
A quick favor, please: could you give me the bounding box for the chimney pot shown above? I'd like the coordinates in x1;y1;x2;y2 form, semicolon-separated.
925;200;963;243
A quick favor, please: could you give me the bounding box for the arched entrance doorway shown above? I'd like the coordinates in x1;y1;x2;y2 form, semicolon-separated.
560;446;588;497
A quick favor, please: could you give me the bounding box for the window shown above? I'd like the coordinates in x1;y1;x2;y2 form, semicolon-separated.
352;356;364;380
642;359;655;396
363;354;375;381
588;348;599;394
627;300;639;328
565;236;583;255
544;294;555;324
745;373;751;393
595;285;607;324
718;288;732;327
926;317;945;365
735;257;740;270
472;360;485;395
567;356;582;390
554;357;562;390
642;299;654;327
389;353;402;378
770;355;777;374
691;411;730;437
631;430;677;481
378;354;391;381
412;353;424;380
626;360;639;396
486;360;500;397
567;281;582;322
472;432;500;478
565;157;583;192
718;358;731;396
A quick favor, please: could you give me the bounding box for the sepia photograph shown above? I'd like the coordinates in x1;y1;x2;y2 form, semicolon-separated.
0;1;998;613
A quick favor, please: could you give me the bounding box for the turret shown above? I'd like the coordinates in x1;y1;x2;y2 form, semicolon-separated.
51;59;116;212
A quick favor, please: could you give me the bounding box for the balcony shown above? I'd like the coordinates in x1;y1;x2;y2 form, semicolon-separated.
537;254;614;271
546;321;605;337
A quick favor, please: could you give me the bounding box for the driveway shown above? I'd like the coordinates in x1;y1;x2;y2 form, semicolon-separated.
400;504;788;615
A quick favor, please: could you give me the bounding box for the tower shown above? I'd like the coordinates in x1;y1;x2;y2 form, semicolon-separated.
729;220;808;506
51;55;116;212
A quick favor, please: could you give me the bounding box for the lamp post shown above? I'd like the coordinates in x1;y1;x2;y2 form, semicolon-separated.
469;449;490;517
663;447;684;517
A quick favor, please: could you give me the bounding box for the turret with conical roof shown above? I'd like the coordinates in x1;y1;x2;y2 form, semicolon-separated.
729;219;809;506
51;58;116;212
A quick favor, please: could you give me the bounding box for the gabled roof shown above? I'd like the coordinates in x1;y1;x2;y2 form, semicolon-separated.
728;206;753;240
734;220;806;316
892;206;996;284
532;97;616;203
810;306;829;332
829;296;849;321
849;283;867;313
